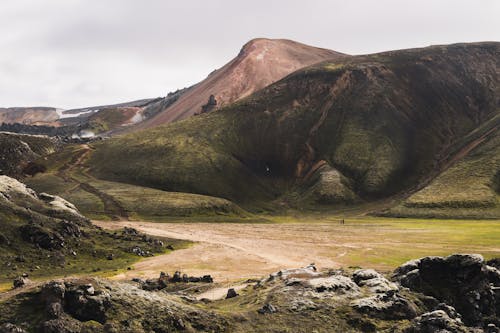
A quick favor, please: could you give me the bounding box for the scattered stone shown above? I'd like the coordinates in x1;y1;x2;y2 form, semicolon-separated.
404;310;470;333
122;227;138;235
58;220;82;238
306;275;360;295
38;193;83;218
64;282;111;323
268;264;319;282
14;255;25;263
226;288;238;299
13;276;31;289
130;246;150;257
40;317;82;333
138;271;213;291
19;223;65;250
487;258;500;270
352;269;383;284
0;323;28;333
486;324;500;333
172;271;182;282
289;298;318;312
258;303;277;314
106;253;114;260
47;302;63;318
351;291;418;320
358;276;399;293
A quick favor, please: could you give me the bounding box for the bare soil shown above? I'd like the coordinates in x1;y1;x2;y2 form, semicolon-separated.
94;219;500;284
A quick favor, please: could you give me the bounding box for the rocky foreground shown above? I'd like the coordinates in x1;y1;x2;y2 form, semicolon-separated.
0;254;499;333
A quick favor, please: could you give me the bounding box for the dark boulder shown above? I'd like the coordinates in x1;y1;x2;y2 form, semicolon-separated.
63;282;110;324
0;323;28;333
13;276;31;289
40;317;81;333
19;224;64;250
40;281;66;318
226;288;238;299
404;310;470;333
393;254;498;326
58;221;81;238
258;303;277;314
487;258;500;270
351;291;418;320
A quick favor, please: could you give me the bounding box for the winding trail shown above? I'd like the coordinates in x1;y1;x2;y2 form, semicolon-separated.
57;145;128;220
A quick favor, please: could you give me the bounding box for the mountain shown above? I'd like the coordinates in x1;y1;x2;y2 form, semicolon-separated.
0;107;59;125
0;39;343;135
88;42;500;218
134;38;345;129
0;98;161;137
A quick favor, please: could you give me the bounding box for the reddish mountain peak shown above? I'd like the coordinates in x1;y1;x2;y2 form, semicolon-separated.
136;38;346;130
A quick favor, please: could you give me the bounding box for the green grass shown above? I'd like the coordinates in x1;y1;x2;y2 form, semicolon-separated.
261;214;500;271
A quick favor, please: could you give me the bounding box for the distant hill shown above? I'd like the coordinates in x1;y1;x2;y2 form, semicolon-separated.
0;107;59;125
89;42;500;218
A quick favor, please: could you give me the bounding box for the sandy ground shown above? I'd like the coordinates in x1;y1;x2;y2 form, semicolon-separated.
94;220;500;285
95;221;344;283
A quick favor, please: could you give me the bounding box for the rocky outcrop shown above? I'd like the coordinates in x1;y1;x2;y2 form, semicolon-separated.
0;175;85;221
200;94;217;114
351;291;418;320
19;224;65;250
1;255;499;332
38;193;84;219
0;323;28;333
404;310;471;333
393;254;500;326
353;268;399;293
39;280;110;324
136;271;214;291
305;275;360;295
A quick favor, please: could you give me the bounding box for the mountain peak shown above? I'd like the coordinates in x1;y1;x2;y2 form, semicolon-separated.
136;39;345;128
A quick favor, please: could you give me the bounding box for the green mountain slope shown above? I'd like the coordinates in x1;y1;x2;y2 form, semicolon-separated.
89;42;500;217
0;132;57;177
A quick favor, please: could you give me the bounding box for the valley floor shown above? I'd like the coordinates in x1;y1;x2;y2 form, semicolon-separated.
95;217;500;284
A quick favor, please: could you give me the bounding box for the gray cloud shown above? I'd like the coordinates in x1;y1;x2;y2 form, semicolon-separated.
0;0;498;108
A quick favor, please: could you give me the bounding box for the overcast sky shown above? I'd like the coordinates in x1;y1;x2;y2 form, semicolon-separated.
1;0;498;109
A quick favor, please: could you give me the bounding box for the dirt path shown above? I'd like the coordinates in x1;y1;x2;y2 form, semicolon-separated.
57;145;129;220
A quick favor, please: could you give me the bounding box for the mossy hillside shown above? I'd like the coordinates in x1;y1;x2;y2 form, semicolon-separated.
0;132;58;177
0;204;190;284
23;143;247;220
381;114;500;218
90;43;499;216
83;178;247;220
0;178;191;284
84;107;137;134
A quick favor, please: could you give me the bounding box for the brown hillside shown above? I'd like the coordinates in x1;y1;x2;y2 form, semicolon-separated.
137;38;346;128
